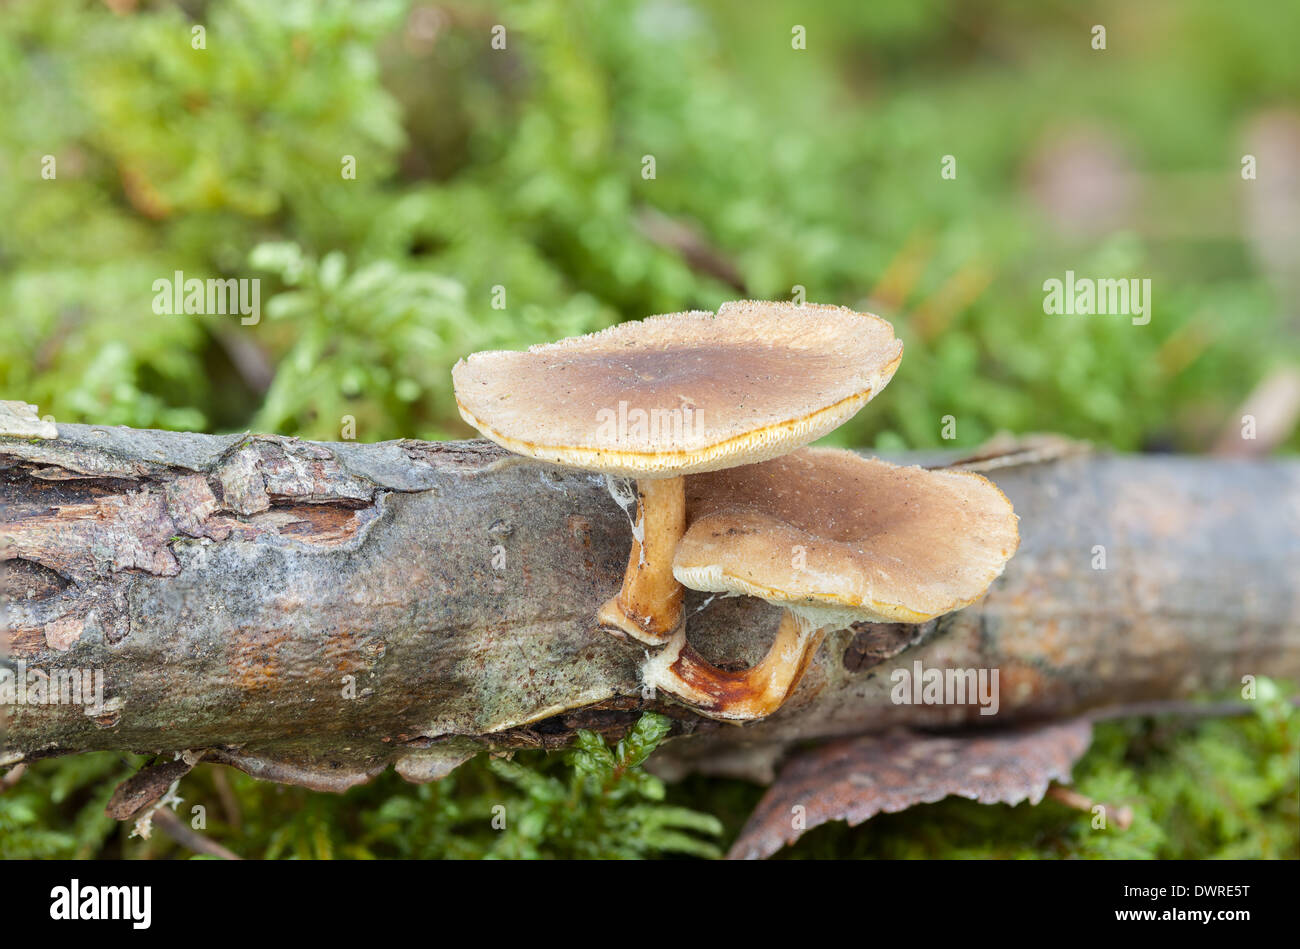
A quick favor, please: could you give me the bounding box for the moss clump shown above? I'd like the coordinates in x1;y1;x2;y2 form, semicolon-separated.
2;685;1294;859
0;713;724;859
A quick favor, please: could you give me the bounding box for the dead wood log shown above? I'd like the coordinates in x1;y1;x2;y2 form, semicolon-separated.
2;420;1297;789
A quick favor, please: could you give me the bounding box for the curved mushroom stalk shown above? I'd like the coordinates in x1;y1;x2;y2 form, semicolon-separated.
642;610;826;722
597;476;685;645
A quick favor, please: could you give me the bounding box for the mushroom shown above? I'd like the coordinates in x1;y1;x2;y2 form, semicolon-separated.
643;447;1020;721
452;301;903;644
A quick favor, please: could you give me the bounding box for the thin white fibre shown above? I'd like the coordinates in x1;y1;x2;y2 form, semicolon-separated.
604;474;646;566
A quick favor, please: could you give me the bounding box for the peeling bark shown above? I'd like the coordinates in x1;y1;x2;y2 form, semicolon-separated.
2;421;1298;790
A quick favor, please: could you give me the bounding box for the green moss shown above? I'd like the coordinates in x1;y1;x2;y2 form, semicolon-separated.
3;686;1294;859
5;0;1296;448
1;714;726;859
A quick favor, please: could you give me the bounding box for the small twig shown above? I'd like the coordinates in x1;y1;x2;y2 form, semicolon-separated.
933;432;1092;473
0;763;27;792
1046;784;1134;830
1213;366;1300;457
1085;696;1300;724
213;327;275;395
151;806;242;860
634;207;747;293
866;231;935;312
910;259;994;342
209;765;243;831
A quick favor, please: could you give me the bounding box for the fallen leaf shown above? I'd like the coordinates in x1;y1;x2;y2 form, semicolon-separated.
728;718;1093;859
106;756;197;822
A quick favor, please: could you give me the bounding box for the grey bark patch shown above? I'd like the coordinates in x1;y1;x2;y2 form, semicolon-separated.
217;444;271;515
395;740;482;783
0;401;57;440
206;748;387;792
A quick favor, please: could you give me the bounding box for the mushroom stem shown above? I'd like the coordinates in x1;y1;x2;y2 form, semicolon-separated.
597;476;686;644
642;610;826;722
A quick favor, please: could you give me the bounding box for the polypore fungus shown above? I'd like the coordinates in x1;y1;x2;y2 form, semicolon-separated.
452;301;902;644
643;448;1020;721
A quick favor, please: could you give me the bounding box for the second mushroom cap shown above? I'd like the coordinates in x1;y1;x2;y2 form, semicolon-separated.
642;447;1021;722
672;447;1021;626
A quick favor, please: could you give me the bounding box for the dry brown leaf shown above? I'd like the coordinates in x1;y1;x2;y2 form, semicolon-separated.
728;718;1093;860
105;756;197;822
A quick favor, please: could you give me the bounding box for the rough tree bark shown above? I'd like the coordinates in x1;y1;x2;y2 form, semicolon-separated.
2;418;1298;789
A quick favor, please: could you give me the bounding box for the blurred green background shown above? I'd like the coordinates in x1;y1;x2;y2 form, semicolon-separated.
1;0;1296;859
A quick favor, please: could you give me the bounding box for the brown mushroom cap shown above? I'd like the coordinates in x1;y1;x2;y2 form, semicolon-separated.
672;448;1020;625
452;301;902;477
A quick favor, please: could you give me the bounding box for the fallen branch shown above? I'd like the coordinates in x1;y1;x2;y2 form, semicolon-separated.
2;417;1298;790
